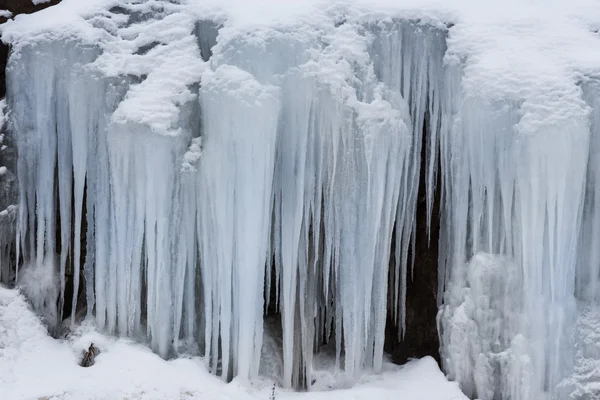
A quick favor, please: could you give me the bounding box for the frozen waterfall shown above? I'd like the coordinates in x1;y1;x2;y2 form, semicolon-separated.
3;0;600;399
3;5;450;388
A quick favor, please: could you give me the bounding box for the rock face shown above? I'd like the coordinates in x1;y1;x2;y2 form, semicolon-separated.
394;180;441;364
0;0;61;97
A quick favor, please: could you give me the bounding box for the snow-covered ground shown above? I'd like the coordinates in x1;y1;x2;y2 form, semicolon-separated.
0;286;466;400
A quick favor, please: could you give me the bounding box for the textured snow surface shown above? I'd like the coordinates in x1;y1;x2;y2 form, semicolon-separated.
3;0;600;399
0;286;467;400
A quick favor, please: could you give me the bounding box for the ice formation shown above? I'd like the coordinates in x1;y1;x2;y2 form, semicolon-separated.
4;1;445;388
0;99;17;287
3;0;600;398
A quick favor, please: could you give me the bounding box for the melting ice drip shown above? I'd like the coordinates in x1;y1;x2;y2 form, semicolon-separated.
3;1;600;399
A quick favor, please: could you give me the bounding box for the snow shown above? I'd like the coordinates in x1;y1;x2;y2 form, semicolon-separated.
0;166;6;175
181;136;202;171
0;286;466;400
0;10;12;19
3;0;600;399
561;303;600;398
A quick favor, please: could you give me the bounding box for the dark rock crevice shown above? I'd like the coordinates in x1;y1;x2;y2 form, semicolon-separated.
385;118;441;365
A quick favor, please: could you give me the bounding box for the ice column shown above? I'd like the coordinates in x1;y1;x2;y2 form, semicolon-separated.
197;65;280;381
368;21;449;335
7;41;103;329
439;85;590;399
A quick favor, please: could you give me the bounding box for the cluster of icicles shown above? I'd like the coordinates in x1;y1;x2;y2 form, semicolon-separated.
5;20;448;389
4;8;600;400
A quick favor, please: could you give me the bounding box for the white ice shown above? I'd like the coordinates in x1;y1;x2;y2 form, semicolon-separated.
3;0;600;399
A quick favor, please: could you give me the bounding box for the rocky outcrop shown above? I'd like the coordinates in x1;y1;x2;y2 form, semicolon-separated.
80;342;100;367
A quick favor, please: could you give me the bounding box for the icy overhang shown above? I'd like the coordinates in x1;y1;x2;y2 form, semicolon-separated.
3;0;600;136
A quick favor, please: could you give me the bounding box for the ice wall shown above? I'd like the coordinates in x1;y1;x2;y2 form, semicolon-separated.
5;0;600;398
438;63;592;400
577;81;600;304
3;1;452;389
561;81;600;400
191;20;449;387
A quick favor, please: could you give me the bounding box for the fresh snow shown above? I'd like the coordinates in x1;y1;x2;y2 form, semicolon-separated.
0;286;466;400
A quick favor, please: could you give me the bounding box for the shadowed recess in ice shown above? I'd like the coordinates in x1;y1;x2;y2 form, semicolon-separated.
4;0;600;399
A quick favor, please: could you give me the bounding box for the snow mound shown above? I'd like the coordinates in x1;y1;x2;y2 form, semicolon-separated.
0;286;467;400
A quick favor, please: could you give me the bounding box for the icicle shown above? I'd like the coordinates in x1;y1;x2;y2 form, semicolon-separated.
367;21;448;336
0;99;17;286
438;74;590;399
66;45;99;324
198;65;280;380
7;42;60;332
56;86;73;323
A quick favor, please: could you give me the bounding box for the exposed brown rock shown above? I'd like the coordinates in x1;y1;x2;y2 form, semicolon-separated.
80;342;100;367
